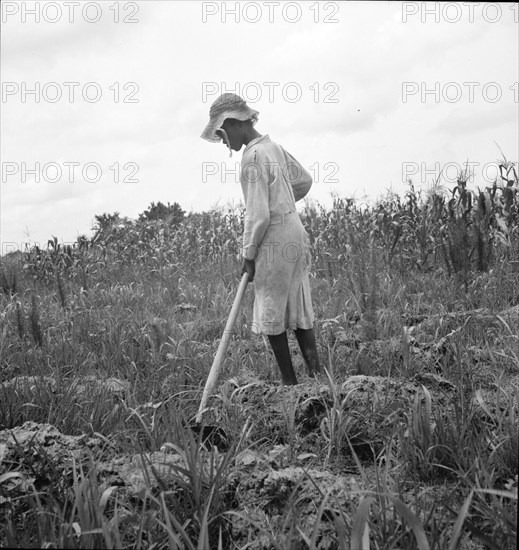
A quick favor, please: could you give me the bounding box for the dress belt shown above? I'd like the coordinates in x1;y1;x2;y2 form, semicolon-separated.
270;211;294;224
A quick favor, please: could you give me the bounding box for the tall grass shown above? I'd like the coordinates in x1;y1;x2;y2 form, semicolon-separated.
1;164;518;548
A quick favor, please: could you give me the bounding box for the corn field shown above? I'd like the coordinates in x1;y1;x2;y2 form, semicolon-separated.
13;160;518;286
0;160;517;549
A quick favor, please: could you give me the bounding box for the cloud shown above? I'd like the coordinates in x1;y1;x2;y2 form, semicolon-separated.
434;101;516;136
1;2;517;246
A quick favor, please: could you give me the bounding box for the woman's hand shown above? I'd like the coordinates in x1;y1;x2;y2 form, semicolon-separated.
241;259;255;282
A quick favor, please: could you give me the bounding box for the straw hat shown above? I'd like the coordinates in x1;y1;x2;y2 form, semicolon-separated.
201;93;259;142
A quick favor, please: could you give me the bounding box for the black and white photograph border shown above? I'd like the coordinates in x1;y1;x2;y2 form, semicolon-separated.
1;2;518;549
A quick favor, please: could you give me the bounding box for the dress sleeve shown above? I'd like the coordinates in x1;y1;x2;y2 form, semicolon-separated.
283;149;312;202
242;149;271;260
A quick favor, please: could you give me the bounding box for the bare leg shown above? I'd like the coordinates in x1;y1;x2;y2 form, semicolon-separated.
267;331;298;385
294;328;321;377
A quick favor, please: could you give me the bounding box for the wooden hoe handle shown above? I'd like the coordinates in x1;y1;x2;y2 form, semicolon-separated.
195;272;249;423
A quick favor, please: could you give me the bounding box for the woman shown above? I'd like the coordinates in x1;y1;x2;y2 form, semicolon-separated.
201;93;321;385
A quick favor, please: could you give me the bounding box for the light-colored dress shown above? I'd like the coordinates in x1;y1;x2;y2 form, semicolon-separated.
240;135;315;336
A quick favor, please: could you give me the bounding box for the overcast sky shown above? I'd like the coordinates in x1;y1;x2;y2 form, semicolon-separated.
1;1;518;252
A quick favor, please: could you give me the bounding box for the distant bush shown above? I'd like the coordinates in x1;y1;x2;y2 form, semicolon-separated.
138;201;185;226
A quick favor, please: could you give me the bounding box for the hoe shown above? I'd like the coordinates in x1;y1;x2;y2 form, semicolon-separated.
192;272;249;448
